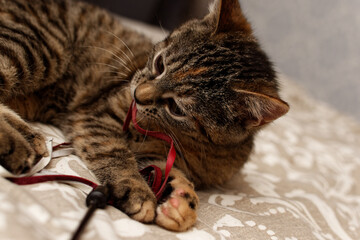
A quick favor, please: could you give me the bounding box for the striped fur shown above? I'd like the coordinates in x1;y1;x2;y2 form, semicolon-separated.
0;0;288;231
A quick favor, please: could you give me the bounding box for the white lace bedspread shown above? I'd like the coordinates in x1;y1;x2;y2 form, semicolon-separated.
0;74;359;240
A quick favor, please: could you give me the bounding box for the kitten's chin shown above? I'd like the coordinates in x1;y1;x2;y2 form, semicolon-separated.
133;105;162;131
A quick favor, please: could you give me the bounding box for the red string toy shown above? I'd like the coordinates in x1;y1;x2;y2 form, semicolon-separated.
123;100;176;200
8;100;176;201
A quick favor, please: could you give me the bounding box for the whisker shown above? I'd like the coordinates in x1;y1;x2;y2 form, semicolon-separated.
81;45;133;73
91;62;119;70
96;36;138;72
97;29;138;72
157;21;168;38
132;69;142;78
168;131;186;160
114;48;137;72
100;29;136;58
89;62;134;81
134;114;147;125
159;121;186;161
133;116;151;153
99;78;128;84
138;134;149;153
97;70;128;77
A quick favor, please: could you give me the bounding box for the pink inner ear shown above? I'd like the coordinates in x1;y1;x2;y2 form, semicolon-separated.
259;97;290;124
238;90;289;128
214;0;252;34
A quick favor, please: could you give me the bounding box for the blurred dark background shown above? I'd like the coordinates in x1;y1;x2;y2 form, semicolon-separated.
83;0;210;30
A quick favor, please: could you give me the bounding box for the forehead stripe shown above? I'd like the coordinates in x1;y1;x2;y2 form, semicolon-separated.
174;67;208;82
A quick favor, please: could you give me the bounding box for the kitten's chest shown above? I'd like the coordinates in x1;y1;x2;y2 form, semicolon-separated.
128;129;168;164
179;144;252;187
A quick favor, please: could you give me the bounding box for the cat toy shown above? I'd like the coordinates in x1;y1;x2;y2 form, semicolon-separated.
6;100;176;240
123;100;176;199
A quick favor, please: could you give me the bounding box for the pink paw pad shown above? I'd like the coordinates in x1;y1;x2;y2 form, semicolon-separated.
161;206;169;216
169;198;179;208
175;189;185;196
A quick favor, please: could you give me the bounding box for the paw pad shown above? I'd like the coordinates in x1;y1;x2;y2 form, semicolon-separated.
155;177;199;231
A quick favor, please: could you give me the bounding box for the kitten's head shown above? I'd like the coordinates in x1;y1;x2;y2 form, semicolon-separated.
131;0;289;145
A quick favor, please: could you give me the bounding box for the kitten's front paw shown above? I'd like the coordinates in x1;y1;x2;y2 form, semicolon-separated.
156;171;199;231
111;177;157;223
0;112;48;174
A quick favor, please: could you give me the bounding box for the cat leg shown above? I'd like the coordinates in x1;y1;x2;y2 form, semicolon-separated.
153;162;199;231
0;103;48;174
64;112;157;223
96;166;156;223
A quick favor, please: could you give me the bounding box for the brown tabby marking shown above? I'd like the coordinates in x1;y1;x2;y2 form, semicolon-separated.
0;0;289;232
174;67;208;82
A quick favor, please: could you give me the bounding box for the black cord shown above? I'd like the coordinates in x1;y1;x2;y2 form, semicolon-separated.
71;185;109;240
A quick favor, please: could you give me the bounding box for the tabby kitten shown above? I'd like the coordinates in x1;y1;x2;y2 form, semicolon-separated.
0;0;289;232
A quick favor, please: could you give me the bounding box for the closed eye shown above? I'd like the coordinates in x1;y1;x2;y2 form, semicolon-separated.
165;98;186;117
154;53;165;76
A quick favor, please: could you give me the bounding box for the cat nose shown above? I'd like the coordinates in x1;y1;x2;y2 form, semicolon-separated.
134;83;157;105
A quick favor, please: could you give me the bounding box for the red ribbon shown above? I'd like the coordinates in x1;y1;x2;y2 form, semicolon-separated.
7;100;175;203
8;175;98;189
123;100;176;200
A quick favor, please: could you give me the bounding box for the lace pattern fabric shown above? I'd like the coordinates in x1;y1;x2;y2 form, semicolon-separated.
1;74;359;240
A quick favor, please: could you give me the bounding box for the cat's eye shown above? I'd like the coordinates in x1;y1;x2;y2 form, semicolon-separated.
165;98;186;117
154;54;165;76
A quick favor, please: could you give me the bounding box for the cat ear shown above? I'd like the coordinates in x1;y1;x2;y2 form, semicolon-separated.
213;0;252;34
237;90;290;128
